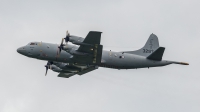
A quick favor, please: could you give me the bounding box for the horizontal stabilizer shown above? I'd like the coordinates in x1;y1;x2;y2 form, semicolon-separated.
147;47;165;61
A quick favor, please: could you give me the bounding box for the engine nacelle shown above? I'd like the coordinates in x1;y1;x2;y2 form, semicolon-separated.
68;35;84;43
63;47;92;57
51;62;81;73
67;36;93;46
62;44;74;51
51;65;62;72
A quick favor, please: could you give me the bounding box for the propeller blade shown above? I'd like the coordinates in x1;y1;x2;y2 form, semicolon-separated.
65;30;70;43
57;38;65;55
66;30;70;36
66;30;69;36
45;65;48;76
44;61;53;76
61;38;64;45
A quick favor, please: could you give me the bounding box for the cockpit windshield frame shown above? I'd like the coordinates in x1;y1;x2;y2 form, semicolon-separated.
29;42;37;45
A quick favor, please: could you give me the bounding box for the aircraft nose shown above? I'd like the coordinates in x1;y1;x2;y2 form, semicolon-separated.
17;46;26;54
17;47;20;53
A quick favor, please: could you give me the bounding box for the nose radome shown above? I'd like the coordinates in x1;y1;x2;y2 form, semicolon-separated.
17;46;25;54
17;47;20;53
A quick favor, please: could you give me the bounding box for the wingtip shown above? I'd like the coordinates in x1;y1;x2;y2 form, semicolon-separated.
90;31;102;33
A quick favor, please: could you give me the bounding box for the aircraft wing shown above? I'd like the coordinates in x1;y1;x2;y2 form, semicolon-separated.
73;31;103;64
57;66;98;78
57;72;76;78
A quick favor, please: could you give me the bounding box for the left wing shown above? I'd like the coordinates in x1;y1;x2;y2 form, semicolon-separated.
58;72;76;78
57;66;98;78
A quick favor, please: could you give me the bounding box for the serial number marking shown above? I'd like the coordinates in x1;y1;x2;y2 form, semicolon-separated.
143;49;154;53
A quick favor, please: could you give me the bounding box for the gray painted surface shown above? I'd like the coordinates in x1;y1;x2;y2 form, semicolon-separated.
17;32;188;76
1;0;198;112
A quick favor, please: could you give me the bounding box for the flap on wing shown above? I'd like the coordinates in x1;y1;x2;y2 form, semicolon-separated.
77;66;98;75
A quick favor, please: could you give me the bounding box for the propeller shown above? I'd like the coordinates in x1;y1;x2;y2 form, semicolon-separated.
57;30;70;56
44;61;53;76
57;38;64;55
64;30;70;43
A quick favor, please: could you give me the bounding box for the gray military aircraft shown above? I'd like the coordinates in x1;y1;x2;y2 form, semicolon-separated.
17;31;189;78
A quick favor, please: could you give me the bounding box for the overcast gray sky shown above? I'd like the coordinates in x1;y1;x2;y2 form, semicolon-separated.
0;0;199;112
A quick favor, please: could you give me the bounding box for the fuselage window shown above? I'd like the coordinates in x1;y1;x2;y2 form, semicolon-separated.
119;56;125;59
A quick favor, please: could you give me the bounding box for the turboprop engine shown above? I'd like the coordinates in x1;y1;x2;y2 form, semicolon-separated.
57;35;92;57
45;62;62;75
64;31;85;45
50;65;63;73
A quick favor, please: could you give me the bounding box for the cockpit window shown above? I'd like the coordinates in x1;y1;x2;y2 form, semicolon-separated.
30;43;37;45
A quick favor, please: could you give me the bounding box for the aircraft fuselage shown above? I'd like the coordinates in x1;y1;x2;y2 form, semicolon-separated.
17;42;175;69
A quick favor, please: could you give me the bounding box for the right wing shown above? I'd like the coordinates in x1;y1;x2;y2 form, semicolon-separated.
72;31;103;64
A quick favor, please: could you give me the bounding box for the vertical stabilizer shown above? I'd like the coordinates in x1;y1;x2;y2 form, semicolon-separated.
124;34;160;57
143;34;159;51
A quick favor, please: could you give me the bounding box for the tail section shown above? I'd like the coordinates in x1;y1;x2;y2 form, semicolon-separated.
124;33;160;57
123;33;189;64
